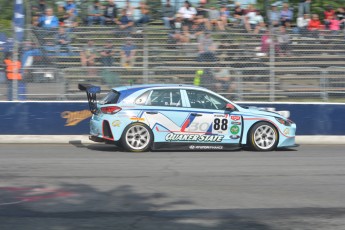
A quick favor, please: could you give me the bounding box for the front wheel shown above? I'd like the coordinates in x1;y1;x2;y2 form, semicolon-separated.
249;122;278;151
121;123;153;152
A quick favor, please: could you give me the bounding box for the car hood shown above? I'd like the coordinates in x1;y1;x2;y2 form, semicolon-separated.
238;106;286;118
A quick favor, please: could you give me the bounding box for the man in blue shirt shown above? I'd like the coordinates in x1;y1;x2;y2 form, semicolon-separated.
64;0;78;16
39;8;59;29
269;4;280;27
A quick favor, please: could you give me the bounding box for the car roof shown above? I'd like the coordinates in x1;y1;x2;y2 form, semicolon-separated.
112;84;205;93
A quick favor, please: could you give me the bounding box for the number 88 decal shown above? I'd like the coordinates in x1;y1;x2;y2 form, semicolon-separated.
213;118;228;131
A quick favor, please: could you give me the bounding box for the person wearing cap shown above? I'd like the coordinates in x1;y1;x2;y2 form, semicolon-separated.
87;0;105;26
268;4;280;27
100;42;115;66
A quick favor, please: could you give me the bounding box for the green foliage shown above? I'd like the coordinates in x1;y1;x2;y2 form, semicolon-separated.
0;0;14;21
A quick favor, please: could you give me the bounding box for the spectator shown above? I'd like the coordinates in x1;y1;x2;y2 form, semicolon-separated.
100;42;115;66
308;14;322;38
336;7;345;29
64;9;78;29
324;5;335;29
196;2;208;18
245;10;264;34
191;15;207;38
214;68;235;94
4;52;23;101
88;0;105;26
55;27;72;54
261;30;279;55
268;4;280;27
208;7;225;31
135;1;150;27
178;1;197;34
37;0;47;16
103;0;118;25
278;26;291;56
162;0;175;29
57;5;67;24
233;2;244;26
64;0;78;16
329;15;341;35
31;0;46;26
80;39;97;68
38;8;59;29
125;0;135;20
298;0;311;17
296;14;310;35
280;3;293;28
197;32;217;62
168;30;190;45
219;5;230;28
116;9;134;33
121;39;136;68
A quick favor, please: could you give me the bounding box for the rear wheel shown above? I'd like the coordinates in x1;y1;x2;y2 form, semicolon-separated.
249;122;278;151
121;123;153;152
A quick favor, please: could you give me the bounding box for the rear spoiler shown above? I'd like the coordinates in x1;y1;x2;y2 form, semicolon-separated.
78;84;101;114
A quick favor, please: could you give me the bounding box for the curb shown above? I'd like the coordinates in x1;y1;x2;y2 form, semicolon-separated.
0;135;344;145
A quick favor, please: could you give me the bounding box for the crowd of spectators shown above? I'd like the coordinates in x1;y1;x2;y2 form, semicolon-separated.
28;0;345;67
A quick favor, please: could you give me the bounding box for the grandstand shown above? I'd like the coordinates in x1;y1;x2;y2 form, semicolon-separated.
1;0;345;101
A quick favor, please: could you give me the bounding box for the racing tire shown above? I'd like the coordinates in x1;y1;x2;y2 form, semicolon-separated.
121;123;153;152
249;122;278;151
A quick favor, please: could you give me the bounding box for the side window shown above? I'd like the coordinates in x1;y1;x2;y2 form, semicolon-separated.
135;90;151;105
146;89;182;107
186;90;227;110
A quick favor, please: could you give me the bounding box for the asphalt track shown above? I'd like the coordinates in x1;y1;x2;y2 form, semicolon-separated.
0;144;345;230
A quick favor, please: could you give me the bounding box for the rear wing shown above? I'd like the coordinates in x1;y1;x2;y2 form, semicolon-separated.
78;84;101;114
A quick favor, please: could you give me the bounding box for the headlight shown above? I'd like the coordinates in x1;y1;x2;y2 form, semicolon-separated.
275;117;291;126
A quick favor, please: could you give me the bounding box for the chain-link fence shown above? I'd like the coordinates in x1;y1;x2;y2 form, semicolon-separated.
1;22;345;102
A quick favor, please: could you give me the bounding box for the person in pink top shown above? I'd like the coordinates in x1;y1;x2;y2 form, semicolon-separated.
328;15;341;34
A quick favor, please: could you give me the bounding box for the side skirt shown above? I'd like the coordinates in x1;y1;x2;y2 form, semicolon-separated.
152;142;241;151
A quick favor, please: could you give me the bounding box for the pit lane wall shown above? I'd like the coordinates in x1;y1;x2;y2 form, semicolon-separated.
0;102;344;135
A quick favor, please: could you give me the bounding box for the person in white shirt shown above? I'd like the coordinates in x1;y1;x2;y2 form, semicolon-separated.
245;11;265;34
178;1;196;34
296;14;310;35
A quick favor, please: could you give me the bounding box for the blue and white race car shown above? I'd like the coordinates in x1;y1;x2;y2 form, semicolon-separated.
79;84;296;152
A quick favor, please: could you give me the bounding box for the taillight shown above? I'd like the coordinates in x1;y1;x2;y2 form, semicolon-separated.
101;106;122;114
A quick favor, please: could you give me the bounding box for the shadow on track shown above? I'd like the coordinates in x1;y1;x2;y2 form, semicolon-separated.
0;183;344;230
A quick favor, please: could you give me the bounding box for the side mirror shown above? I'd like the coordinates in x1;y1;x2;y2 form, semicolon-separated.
226;103;235;110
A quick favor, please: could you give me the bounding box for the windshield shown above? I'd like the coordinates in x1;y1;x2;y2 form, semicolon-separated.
99;90;120;105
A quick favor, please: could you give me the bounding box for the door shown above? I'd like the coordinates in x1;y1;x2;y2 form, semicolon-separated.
137;89;191;142
182;89;242;145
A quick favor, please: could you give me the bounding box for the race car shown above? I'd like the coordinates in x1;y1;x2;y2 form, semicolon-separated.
79;84;296;152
